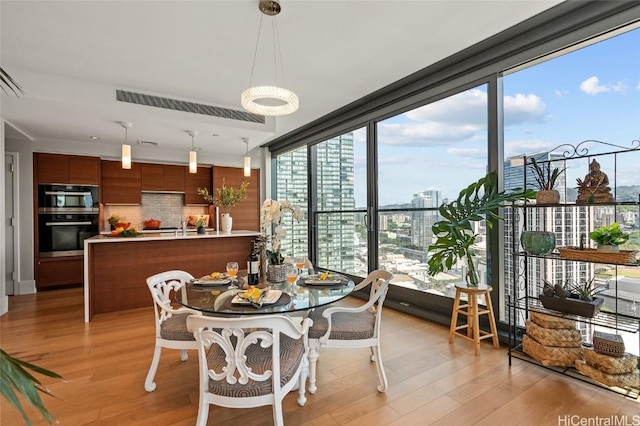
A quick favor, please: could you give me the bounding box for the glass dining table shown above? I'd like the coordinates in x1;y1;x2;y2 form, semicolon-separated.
175;270;356;315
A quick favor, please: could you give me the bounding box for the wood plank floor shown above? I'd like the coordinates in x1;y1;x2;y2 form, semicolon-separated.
1;288;637;425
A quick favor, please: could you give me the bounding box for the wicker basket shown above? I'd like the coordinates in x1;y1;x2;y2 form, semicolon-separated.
557;246;638;265
575;360;640;388
525;320;582;348
530;309;576;329
593;331;625;357
522;334;583;367
583;348;637;375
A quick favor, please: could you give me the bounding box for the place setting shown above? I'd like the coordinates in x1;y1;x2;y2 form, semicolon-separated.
298;270;349;288
223;286;292;311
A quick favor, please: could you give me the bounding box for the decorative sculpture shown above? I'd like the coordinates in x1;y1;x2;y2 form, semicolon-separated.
576;159;613;204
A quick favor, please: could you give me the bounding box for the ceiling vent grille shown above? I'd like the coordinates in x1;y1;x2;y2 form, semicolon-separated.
115;90;264;124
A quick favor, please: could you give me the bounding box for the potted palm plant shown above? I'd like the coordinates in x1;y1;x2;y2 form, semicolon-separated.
197;179;249;234
427;171;535;286
529;157;565;204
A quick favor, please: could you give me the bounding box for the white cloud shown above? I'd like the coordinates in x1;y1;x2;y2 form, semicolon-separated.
580;76;608;94
378;121;481;146
554;89;569;97
503;94;546;126
504;139;556;158
406;89;487;125
637;80;640;90
446;147;485;159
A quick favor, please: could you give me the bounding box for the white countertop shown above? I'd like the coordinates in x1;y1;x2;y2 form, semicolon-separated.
87;229;261;244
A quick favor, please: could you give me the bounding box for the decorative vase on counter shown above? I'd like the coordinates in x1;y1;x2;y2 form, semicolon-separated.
197;226;205;234
267;264;286;282
221;213;233;234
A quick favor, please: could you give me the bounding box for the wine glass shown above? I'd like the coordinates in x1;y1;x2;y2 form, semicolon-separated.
295;256;306;275
226;262;239;288
285;263;299;285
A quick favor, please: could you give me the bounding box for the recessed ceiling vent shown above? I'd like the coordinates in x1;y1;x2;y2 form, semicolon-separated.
115;89;265;124
137;140;159;146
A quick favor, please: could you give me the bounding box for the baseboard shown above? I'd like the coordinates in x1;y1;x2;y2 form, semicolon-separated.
17;280;36;295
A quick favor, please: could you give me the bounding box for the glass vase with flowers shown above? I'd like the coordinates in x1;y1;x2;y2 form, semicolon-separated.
256;199;303;282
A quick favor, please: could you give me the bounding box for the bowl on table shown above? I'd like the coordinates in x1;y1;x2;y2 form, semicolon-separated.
113;222;130;230
143;219;161;229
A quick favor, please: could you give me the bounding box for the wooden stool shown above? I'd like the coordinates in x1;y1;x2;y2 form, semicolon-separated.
449;282;499;356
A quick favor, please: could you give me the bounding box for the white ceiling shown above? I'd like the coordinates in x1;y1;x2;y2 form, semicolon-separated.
0;0;561;163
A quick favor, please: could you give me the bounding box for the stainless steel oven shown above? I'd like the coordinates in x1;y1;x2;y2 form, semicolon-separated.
38;184;98;213
37;184;100;257
38;212;99;257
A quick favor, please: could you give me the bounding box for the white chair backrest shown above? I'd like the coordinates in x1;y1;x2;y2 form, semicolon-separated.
146;270;194;332
354;270;393;312
187;315;312;391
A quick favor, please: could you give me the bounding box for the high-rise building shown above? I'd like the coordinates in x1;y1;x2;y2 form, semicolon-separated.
410;189;442;249
275;133;356;273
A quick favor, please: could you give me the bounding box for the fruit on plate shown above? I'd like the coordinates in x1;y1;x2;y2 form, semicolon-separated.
242;286;262;302
143;218;161;229
319;271;332;280
209;272;225;279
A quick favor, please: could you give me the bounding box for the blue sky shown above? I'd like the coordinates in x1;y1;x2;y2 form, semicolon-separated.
352;26;640;207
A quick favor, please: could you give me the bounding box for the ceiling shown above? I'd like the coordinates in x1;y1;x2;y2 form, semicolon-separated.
0;0;562;163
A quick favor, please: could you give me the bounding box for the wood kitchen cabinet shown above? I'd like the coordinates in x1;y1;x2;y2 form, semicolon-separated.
213;166;260;231
141;163;186;192
184;166;212;205
35;153;100;185
101;160;142;204
36;256;84;289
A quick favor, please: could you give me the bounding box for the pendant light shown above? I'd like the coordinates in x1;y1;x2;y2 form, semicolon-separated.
243;137;251;177
121;122;132;169
187;130;198;174
241;0;299;116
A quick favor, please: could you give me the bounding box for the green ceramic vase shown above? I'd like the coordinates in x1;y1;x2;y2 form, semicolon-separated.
520;231;556;255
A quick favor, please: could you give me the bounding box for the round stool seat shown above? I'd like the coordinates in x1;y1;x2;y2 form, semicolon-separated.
449;282;499;356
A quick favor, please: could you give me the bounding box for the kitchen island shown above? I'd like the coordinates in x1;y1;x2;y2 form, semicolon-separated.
83;230;260;321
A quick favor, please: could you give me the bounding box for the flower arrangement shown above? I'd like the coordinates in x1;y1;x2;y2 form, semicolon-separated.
257;199;303;265
197;179;249;214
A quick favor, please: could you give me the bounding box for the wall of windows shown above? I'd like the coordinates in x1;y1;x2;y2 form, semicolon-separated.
268;3;640;327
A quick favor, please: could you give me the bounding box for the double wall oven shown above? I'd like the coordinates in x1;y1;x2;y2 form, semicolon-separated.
38;184;99;257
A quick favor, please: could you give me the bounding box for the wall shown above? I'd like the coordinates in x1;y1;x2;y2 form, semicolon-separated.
1;120;6;314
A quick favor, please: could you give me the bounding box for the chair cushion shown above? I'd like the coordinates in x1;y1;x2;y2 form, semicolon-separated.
308;308;376;340
160;313;195;341
206;334;305;397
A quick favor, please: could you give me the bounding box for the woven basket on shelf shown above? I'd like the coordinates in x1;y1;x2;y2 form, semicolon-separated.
530;309;576;329
522;334;583;367
557;246;638;265
583;349;637;375
525;320;582;348
575;360;640;388
593;331;625;357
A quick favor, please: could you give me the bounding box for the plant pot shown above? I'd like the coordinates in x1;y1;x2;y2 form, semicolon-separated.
197;226;205;234
597;244;619;253
538;294;604;318
520;231;556;255
267;264;286;282
535;189;560;204
221;213;233;234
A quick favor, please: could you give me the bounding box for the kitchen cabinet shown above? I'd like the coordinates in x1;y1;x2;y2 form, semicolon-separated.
141;163;187;192
101;160;142;204
35;153;100;185
213;166;260;231
184;166;212;205
36;256;84;289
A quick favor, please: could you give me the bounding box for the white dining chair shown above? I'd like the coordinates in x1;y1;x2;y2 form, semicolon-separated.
307;269;393;394
144;270;201;392
187;314;313;426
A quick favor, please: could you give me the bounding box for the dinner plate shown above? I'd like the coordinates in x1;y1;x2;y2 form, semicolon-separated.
232;290;282;305
192;276;231;286
303;278;344;285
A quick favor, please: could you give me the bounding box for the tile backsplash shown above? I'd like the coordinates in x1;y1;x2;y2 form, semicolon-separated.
104;193;209;231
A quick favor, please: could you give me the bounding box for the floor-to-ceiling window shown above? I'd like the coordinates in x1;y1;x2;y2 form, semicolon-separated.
376;85;488;298
268;4;640;325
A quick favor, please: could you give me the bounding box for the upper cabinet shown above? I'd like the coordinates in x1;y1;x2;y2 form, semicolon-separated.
184;166;212;205
35;153;100;185
213;166;260;230
101;160;142;204
141;163;186;192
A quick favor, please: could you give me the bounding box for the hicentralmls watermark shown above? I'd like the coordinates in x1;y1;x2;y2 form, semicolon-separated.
558;415;640;426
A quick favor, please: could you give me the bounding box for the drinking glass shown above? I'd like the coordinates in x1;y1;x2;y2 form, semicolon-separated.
226;262;239;288
285;263;299;284
295;256;306;275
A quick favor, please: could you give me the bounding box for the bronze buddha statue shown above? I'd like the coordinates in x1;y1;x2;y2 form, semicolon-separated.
576;159;613;204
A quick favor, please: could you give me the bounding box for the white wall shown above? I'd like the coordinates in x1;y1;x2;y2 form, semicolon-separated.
1;120;7;314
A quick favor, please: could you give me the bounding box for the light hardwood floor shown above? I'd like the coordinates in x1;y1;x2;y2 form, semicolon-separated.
1;288;637;425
